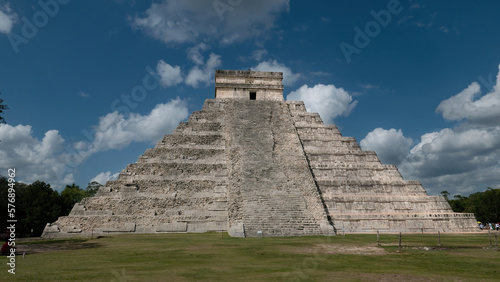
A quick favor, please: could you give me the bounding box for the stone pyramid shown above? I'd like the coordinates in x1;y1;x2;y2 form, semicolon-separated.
43;70;478;238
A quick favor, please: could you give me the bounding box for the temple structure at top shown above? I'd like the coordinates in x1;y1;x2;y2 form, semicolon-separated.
215;70;284;101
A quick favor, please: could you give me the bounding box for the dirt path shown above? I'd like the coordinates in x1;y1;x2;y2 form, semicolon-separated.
282;243;387;255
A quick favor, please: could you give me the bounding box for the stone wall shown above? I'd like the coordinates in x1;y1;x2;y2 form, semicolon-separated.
287;101;478;233
215;70;284;101
43;99;230;238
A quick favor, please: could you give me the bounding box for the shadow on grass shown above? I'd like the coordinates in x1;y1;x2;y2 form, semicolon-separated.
13;237;104;255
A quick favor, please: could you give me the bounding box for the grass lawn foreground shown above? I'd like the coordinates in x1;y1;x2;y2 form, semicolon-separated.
2;232;500;281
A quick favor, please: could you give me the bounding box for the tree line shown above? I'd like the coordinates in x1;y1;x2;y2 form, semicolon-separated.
442;188;500;223
0;177;101;237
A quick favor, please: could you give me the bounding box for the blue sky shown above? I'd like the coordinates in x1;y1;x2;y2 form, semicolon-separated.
1;0;499;196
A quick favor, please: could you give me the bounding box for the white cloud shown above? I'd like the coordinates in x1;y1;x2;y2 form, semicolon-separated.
156;60;183;87
91;171;119;185
440;26;449;33
155;43;222;88
0;124;74;188
90;98;189;152
253;60;301;86
78;91;89;98
311;71;332;77
0;3;17;34
252;49;268;61
187;42;208;65
185;53;221;88
361;65;500;196
399;126;500;195
362;125;500;196
132;0;289;45
361;84;379;90
401;127;500;177
436;65;500;125
156;43;222;88
360;128;413;165
286;84;358;123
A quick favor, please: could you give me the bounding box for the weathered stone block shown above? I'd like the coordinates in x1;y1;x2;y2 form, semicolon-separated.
100;223;136;233
156;222;187;232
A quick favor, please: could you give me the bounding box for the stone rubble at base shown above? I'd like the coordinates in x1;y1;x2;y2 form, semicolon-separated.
42;70;478;238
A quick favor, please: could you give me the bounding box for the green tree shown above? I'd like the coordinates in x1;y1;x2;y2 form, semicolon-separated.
0;178;98;238
477;188;500;223
440;190;450;201
60;183;88;215
448;195;467;213
16;181;64;237
447;187;500;223
85;181;102;197
0;91;8;124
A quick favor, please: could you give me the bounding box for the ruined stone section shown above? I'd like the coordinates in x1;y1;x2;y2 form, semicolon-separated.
215;70;284;101
287;101;478;233
43;99;230;238
224;100;334;237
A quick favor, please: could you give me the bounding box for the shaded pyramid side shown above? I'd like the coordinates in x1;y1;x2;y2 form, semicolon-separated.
43;100;230;238
287;101;478;233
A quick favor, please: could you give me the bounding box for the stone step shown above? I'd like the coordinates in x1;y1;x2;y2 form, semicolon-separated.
307;155;380;164
309;163;398;171
124;163;227;176
142;147;225;158
318;185;427;194
138;158;226;165
156;144;225;150
160;134;224;146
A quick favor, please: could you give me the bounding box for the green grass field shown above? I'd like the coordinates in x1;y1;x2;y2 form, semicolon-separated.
3;232;500;281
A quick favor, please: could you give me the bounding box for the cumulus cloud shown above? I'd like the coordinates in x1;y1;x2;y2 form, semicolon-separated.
0;99;189;189
185;53;221;88
360;128;413;165
132;0;289;45
0;124;74;188
363;125;500;196
89;98;189;153
286;84;358;123
155;43;222;88
361;65;500;196
91;171;120;185
398;126;500;195
436;64;500;125
252;49;268;61
253;60;301;86
0;3;17;34
187;42;208;65
156;60;183;87
401;127;500;178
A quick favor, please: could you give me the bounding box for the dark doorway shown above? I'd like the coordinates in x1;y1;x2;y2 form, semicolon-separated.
250;92;256;100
